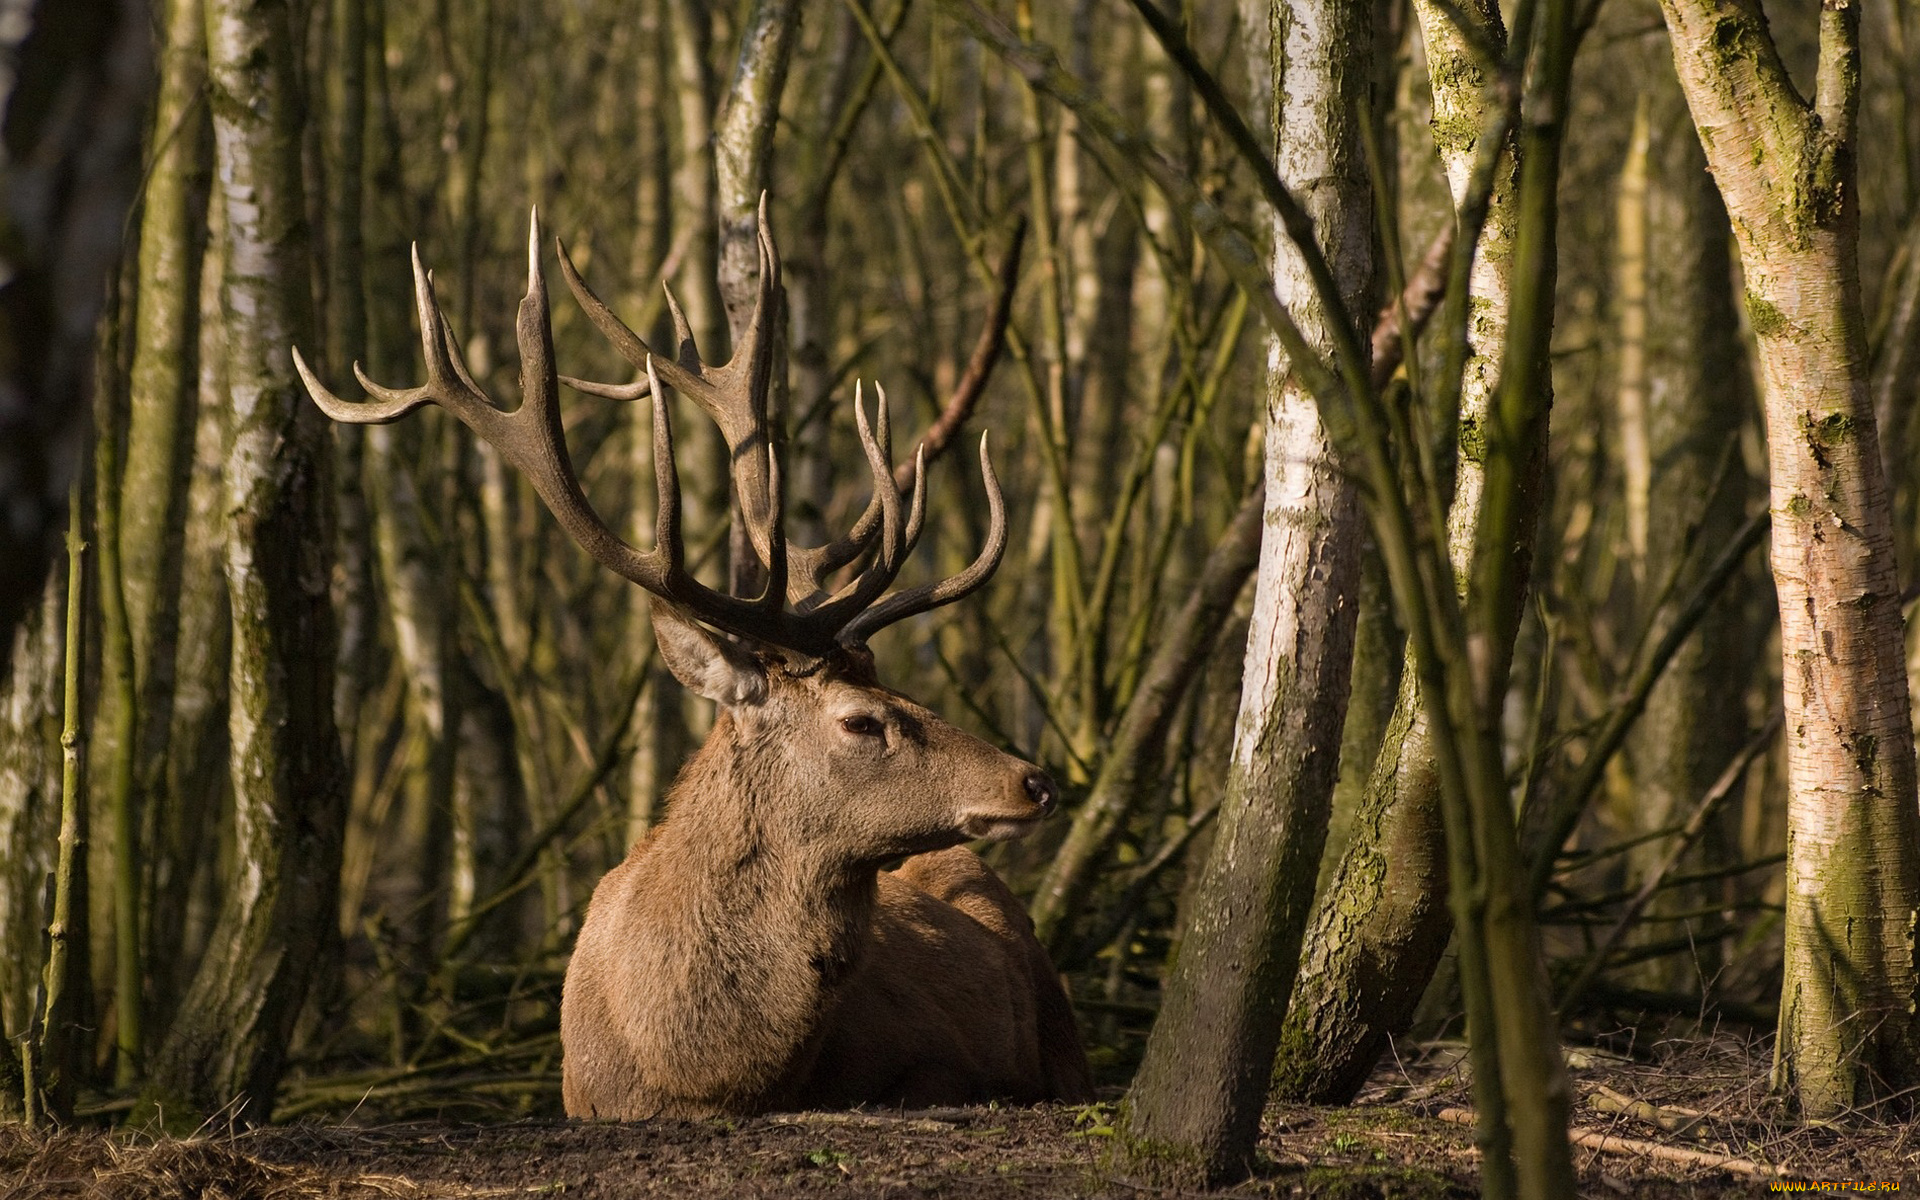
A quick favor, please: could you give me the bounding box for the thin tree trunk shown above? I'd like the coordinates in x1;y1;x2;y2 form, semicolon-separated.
34;485;93;1123
1122;0;1372;1180
364;421;458;965
142;0;348;1125
626;0;679;843
665;0;731;603
93;274;142;1087
1027;486;1264;952
0;574;66;1115
147;202;232;1038
1614;97;1652;580
115;0;213;1086
1271;0;1525;1105
327;0;376;777
1659;0;1920;1117
123;0;210;866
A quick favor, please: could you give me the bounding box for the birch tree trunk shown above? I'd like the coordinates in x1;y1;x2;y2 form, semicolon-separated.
142;0;348;1125
0;575;66;1107
1272;0;1524;1104
714;0;801;337
1122;0;1371;1179
1658;0;1920;1117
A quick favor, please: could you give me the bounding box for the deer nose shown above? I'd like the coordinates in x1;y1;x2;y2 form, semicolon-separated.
1023;771;1060;817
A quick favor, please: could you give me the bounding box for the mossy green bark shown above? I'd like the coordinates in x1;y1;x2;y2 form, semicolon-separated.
1271;0;1527;1108
1661;0;1920;1118
1122;0;1372;1180
146;204;231;1038
111;0;212;1086
140;0;346;1127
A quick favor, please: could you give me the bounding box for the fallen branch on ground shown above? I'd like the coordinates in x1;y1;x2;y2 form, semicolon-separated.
1435;1107;1776;1179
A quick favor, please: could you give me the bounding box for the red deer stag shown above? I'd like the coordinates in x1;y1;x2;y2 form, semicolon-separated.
294;202;1093;1118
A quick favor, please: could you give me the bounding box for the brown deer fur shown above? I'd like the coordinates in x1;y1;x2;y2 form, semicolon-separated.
559;608;1093;1119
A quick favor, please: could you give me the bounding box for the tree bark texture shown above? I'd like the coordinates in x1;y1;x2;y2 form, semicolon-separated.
142;0;348;1126
1659;0;1920;1117
0;574;65;1089
147;200;231;1037
1123;0;1371;1179
1271;0;1522;1105
122;0;210;835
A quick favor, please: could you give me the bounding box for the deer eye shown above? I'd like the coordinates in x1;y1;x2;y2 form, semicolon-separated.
840;714;885;739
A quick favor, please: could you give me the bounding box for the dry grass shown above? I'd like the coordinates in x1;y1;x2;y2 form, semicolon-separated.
0;1124;436;1200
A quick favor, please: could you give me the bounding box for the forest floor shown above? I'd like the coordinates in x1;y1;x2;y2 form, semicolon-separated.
4;1034;1914;1198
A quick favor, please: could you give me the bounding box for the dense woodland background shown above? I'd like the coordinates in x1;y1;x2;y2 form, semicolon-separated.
1;0;1918;1192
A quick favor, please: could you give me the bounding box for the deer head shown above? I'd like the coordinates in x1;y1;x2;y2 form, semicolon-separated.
292;199;1056;858
652;604;1057;864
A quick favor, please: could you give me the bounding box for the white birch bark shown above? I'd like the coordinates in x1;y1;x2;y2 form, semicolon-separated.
1124;0;1371;1177
1274;0;1523;1104
1659;0;1920;1116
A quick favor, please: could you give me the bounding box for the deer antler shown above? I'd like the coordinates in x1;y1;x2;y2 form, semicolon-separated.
293;203;1006;659
557;194;913;606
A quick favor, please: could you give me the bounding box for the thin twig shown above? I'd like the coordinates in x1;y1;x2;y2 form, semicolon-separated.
1556;713;1783;1014
893;220;1025;494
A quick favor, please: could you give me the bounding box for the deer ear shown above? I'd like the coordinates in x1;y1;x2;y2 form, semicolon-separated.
651;603;769;706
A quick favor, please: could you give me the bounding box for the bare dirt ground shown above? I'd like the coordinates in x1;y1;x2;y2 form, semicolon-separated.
5;1035;1914;1198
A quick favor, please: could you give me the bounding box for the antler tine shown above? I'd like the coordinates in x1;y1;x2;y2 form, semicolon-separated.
783;379;896;597
551;205;899;613
554;226;782;590
838;432;1007;647
731;192;781;377
294;346;429;424
554;237;707;400
902;446;928;555
757;436;789;610
296;243;505;435
643;355;685;580
793;384;911;627
663;281;699;369
516;209;564;426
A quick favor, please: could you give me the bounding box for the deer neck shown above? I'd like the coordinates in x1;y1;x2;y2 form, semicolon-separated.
642;733;879;1102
